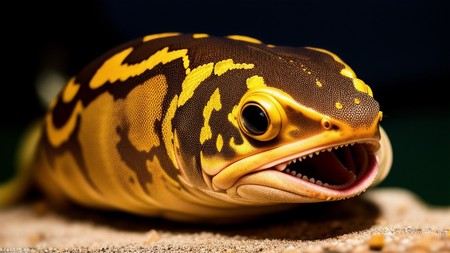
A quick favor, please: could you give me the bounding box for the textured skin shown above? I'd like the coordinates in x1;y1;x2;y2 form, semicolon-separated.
18;33;392;222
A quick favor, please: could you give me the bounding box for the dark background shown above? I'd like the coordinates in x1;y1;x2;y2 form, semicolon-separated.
1;0;449;205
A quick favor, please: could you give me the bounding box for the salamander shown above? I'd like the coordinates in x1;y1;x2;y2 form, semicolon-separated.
1;33;393;222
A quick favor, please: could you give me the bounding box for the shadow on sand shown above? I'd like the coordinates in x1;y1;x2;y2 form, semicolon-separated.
42;194;381;241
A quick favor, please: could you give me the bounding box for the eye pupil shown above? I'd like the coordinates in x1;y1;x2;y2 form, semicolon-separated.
242;104;269;135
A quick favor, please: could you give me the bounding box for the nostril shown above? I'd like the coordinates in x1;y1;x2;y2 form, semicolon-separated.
321;117;339;130
321;117;331;130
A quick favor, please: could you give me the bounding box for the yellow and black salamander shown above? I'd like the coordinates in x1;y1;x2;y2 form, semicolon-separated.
1;33;392;222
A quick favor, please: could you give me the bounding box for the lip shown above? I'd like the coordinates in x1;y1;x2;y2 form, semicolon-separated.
211;137;380;202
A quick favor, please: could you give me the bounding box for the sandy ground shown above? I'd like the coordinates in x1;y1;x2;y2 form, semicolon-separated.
0;187;449;253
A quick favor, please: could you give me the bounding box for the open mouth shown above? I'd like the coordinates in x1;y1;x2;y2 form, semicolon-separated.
273;142;374;190
210;137;381;202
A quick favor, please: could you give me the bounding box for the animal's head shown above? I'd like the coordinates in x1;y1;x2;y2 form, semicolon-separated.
170;35;392;205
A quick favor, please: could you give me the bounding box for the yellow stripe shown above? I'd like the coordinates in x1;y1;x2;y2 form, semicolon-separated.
216;134;223;152
90;47;187;89
162;96;179;169
193;33;209;39
213;59;254;76
178;63;214;107
46;101;83;147
125;75;168;152
227;35;262;44
182;55;190;69
62;78;80;103
200;88;222;144
353;79;373;97
246;75;267;89
142;32;180;42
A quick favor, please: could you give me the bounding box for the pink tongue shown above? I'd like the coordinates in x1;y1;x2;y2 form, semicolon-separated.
302;151;356;187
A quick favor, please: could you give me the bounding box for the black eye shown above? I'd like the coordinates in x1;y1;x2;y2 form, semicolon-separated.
241;103;269;136
238;93;282;141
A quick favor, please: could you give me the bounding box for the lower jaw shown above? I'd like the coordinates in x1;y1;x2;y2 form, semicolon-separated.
225;152;379;204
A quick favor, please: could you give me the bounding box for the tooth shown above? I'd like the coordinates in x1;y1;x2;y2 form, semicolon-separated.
296;173;302;178
324;183;330;187
315;151;320;155
327;148;332;152
302;175;308;180
316;180;323;185
309;178;315;183
285;169;290;174
293;159;296;163
334;146;339;150
308;154;313;158
275;163;287;171
290;171;297;176
302;156;307;160
298;157;302;162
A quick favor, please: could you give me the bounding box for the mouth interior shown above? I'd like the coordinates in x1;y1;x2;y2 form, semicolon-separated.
276;143;371;190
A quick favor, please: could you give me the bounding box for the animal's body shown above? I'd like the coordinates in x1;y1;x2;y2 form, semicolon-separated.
1;33;392;222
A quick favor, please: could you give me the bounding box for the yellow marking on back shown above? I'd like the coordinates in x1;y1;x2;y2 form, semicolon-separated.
216;134;223;152
90;47;187;89
200;88;222;144
353;78;373;97
315;80;323;87
246;75;267;89
354;98;361;104
340;68;356;79
227;35;262;44
62;78;80;103
162;96;179;169
193;33;209;39
46;101;83;147
335;102;343;109
125;75;168;152
213;59;254;76
183;55;190;75
307;47;374;97
300;64;312;75
143;32;180;42
178;63;214;107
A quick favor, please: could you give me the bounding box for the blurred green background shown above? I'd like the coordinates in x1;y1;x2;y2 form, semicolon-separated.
1;1;449;205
